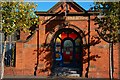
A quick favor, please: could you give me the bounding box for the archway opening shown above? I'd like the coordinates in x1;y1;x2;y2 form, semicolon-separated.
51;28;83;76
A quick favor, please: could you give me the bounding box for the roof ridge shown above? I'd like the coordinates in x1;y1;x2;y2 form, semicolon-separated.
47;1;86;13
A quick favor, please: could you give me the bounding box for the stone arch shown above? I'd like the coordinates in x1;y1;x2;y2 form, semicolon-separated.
45;23;87;46
50;27;83;77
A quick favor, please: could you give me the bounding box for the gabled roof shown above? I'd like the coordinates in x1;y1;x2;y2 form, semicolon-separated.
72;2;87;12
47;2;86;13
35;1;99;16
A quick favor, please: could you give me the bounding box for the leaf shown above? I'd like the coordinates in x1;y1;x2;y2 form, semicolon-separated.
1;2;38;36
93;2;119;43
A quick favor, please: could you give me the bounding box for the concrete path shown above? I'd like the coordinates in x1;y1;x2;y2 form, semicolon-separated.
2;76;111;80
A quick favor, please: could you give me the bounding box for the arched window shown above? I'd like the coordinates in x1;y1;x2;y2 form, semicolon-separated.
53;28;82;67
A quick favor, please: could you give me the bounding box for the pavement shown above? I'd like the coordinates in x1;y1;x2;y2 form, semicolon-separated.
1;76;114;80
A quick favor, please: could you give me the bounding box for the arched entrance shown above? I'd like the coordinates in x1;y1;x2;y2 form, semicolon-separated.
51;28;83;76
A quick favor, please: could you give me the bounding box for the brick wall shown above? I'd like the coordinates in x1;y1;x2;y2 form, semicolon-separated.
4;2;119;78
4;15;119;78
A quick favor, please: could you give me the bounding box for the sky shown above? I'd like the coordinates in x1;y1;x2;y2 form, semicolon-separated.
35;2;95;11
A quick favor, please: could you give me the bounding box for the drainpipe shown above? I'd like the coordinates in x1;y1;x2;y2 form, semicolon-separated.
34;27;39;76
85;14;90;78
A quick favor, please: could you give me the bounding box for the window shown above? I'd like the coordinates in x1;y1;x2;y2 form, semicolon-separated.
63;40;73;54
4;43;16;67
75;38;81;46
54;28;82;66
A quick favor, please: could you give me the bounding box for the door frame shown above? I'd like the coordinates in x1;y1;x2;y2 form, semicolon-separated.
51;28;83;67
50;28;84;77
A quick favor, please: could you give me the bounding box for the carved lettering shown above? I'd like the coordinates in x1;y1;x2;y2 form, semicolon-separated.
44;16;88;21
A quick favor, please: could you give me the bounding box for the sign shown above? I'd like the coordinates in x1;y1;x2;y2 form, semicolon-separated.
44;16;88;21
24;44;41;48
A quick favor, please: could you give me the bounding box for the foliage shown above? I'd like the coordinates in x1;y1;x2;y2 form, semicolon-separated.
0;1;38;79
93;2;120;43
0;1;38;36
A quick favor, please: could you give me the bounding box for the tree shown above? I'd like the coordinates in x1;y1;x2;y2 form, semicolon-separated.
93;2;119;43
0;1;38;79
93;2;120;79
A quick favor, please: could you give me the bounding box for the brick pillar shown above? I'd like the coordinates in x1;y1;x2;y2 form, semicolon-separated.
16;42;23;69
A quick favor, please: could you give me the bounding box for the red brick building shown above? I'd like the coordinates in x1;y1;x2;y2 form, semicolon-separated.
4;2;119;79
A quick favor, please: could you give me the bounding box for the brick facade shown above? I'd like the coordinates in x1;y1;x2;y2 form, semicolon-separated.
4;2;119;78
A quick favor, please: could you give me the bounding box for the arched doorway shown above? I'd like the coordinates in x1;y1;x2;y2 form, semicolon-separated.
51;28;83;76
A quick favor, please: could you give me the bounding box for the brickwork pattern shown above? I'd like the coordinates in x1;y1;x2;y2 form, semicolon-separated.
4;2;119;79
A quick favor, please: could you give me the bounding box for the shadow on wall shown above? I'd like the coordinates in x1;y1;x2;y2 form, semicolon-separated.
83;35;101;64
33;44;52;76
33;29;102;76
32;12;102;76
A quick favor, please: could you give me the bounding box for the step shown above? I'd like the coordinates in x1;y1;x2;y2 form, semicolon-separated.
68;70;77;74
53;67;81;77
67;74;80;77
